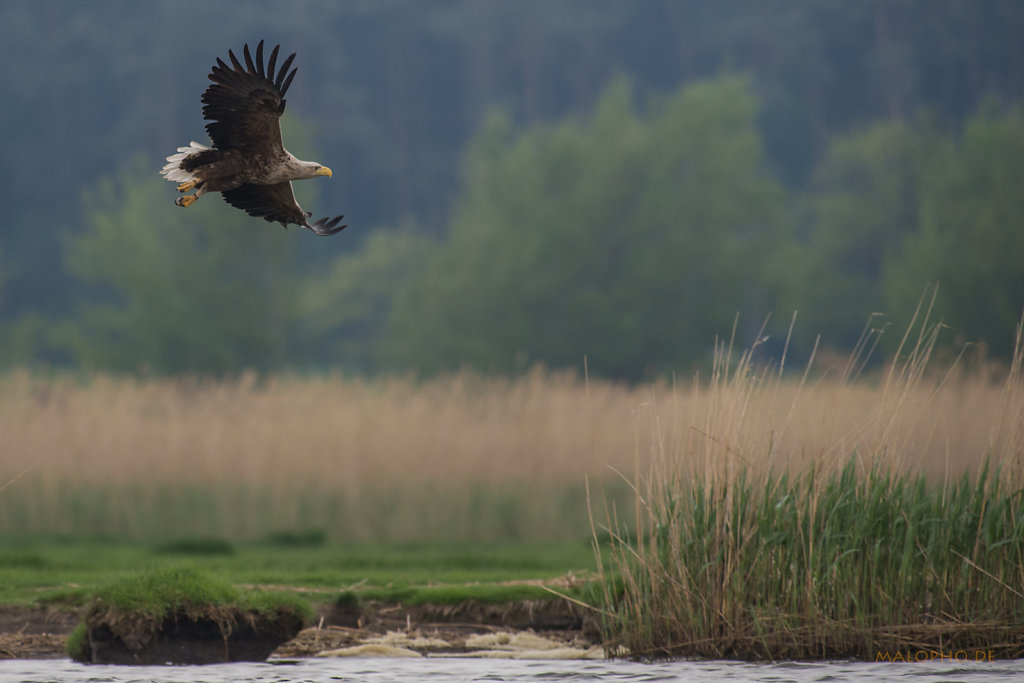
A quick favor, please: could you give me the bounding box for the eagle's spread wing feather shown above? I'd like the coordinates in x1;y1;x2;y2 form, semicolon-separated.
202;40;296;152
222;182;347;236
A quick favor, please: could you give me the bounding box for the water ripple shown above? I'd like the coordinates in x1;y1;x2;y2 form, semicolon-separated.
1;657;1023;683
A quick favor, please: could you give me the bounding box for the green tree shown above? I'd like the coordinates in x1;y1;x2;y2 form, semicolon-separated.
883;103;1024;356
385;75;788;379
791;118;939;348
297;223;433;374
62;159;302;375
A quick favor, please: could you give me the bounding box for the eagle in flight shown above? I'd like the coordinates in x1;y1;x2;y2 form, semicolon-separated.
161;41;346;236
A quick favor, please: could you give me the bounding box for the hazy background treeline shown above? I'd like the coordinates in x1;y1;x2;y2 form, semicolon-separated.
2;0;1022;380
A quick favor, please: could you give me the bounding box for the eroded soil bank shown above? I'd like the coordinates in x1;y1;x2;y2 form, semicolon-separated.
0;598;601;661
77;604;306;664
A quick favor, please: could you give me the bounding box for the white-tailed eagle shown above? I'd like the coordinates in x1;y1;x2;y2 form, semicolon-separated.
161;41;346;236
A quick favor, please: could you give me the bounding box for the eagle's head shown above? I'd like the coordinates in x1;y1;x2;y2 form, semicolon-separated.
292;160;333;180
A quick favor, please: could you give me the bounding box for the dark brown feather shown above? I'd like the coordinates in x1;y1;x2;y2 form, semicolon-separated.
201;40;296;153
222;182;306;226
222;182;346;235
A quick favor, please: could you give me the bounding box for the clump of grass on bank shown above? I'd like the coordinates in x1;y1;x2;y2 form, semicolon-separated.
597;314;1024;660
83;566;242;617
66;567;310;662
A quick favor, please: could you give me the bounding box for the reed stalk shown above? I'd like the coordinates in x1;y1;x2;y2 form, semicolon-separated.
596;314;1024;659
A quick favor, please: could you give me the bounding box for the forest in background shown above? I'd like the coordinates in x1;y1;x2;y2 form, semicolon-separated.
1;0;1022;380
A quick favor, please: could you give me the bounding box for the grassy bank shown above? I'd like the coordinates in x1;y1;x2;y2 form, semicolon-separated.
65;566;310;663
0;537;598;606
597;316;1024;659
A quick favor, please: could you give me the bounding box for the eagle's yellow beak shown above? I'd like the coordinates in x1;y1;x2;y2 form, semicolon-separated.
315;166;333;178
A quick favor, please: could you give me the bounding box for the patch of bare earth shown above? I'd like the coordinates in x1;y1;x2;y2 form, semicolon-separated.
0;606;80;659
274;598;602;658
0;599;602;660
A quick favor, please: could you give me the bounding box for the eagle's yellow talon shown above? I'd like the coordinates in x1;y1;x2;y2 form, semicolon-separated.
176;194;197;208
177;180;196;192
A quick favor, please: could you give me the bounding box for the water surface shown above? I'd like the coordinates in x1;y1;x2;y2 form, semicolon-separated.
3;657;1024;683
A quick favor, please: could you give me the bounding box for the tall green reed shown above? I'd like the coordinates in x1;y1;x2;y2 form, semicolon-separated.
596;311;1024;659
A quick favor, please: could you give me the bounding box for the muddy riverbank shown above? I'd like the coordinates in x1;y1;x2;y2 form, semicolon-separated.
0;598;601;661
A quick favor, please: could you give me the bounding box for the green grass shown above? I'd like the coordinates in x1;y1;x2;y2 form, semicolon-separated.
0;536;600;607
77;566;311;619
85;566;247;616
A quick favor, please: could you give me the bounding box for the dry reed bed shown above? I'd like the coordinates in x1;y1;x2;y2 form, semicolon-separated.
0;328;1021;540
1;369;646;539
2;363;1017;489
2;369;642;489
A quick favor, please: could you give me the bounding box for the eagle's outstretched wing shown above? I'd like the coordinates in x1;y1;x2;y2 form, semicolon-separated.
202;41;296;153
222;182;347;236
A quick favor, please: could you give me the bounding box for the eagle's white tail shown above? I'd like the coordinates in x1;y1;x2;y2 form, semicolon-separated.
160;141;211;183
